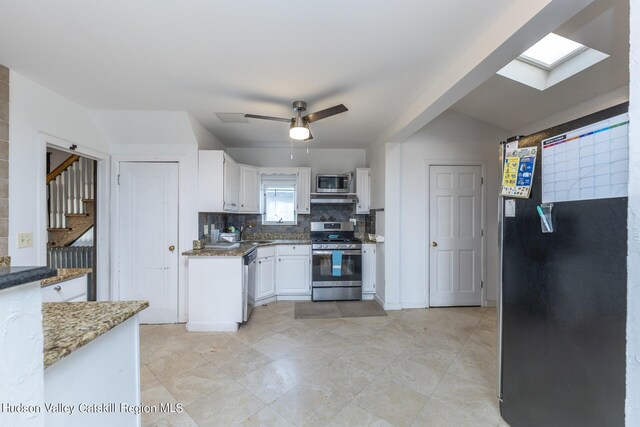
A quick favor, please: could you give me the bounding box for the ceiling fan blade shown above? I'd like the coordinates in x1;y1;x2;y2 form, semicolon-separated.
244;113;291;123
303;104;348;123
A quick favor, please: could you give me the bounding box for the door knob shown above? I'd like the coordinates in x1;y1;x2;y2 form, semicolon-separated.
431;242;438;247
169;245;175;252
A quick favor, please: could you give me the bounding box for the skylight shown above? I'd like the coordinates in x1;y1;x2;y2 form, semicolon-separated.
519;33;586;70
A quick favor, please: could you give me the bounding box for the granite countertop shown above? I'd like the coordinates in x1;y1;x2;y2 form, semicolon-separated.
182;239;312;257
0;266;57;291
41;268;93;287
42;300;149;368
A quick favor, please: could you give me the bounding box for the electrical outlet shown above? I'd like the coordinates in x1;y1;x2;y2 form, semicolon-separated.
17;232;33;248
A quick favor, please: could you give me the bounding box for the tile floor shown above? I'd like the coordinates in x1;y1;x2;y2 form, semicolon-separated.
140;302;510;426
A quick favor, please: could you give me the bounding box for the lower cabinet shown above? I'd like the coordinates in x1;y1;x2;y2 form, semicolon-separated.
276;245;311;296
256;256;276;300
42;276;88;302
362;244;376;293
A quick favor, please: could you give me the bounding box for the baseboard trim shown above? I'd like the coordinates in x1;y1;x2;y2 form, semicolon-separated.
276;295;311;301
401;301;428;309
376;295;401;310
254;296;277;306
186;322;238;332
362;293;375;300
485;299;497;307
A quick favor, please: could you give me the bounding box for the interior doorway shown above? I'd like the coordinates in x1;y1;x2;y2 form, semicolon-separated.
46;146;97;299
428;164;484;306
116;162;179;324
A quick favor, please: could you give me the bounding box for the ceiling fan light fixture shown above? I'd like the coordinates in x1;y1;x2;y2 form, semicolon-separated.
289;117;310;140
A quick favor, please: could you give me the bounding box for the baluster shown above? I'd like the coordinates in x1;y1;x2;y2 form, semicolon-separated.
90;160;95;199
73;162;79;214
57;176;63;228
78;158;84;214
65;168;70;216
48;182;54;228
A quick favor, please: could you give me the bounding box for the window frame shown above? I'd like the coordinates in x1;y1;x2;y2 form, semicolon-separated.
261;178;298;226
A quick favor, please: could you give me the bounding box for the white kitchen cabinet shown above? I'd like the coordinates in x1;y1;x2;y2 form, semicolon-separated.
296;167;311;214
223;154;239;212
42;275;88;302
186;256;243;331
362;243;376;293
256;256;276;301
356;168;371;214
276;245;311;295
239;164;259;213
198;150;240;212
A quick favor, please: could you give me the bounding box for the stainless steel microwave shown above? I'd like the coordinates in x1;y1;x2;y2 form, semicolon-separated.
316;174;351;193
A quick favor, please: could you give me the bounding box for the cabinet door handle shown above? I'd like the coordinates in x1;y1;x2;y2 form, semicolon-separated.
54;286;62;291
258;260;261;264
279;258;281;262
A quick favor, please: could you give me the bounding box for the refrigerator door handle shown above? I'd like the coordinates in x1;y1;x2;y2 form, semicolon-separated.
497;142;505;401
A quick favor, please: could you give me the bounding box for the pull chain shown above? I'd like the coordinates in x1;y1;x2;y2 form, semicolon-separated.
290;138;293;159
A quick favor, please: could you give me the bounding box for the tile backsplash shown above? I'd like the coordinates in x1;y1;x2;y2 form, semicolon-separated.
198;203;375;238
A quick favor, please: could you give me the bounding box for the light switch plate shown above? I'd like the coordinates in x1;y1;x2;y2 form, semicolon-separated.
17;232;33;248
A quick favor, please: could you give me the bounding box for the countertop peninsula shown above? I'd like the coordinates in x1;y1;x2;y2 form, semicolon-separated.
41;268;92;287
42;300;148;368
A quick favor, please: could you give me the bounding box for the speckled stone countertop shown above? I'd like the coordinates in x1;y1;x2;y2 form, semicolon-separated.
42;300;149;368
0;266;57;291
182;239;313;257
41;268;92;287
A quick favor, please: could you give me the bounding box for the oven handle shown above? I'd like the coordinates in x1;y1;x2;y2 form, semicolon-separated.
312;250;362;256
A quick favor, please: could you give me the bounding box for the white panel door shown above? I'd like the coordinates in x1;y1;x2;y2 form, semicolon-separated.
118;162;179;323
429;165;482;306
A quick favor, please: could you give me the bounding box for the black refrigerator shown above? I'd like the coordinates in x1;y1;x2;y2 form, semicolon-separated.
498;104;627;427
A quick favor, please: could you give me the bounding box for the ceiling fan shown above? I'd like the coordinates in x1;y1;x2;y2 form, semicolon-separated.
244;101;348;141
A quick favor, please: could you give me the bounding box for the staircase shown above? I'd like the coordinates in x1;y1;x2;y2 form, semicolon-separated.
47;155;96;248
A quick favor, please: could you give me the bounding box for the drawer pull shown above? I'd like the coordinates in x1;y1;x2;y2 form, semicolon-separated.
54;286;62;291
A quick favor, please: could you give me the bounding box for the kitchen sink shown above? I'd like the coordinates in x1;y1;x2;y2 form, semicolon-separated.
205;242;240;249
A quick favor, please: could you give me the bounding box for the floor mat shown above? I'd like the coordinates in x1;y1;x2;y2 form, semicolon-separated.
294;300;387;319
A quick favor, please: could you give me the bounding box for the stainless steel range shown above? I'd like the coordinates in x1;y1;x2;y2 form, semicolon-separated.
311;222;362;301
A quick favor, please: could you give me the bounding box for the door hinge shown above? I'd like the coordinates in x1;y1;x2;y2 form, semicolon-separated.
117;174;120;185
481;281;484;289
481;229;484;237
481;177;484;185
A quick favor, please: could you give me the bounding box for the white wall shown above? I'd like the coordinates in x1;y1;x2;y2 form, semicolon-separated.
511;85;629;136
91;110;202;147
227;147;366;182
0;282;45;427
627;1;639;424
366;142;385;209
187;114;225;150
9;72;109;266
386;110;507;308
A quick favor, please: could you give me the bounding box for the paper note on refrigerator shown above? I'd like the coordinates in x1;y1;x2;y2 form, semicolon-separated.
500;147;538;198
541;113;629;203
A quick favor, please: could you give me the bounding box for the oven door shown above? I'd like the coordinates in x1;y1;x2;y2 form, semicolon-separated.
312;250;362;286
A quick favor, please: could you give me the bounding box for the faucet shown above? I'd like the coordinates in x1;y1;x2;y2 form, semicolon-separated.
240;223;253;241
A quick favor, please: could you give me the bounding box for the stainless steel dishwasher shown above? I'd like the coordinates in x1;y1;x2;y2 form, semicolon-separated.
242;248;257;323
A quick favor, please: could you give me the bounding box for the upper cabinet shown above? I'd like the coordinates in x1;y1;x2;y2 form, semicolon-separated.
356;168;371;214
223;154;239;211
239;164;259;213
198;150;239;213
296;167;311;214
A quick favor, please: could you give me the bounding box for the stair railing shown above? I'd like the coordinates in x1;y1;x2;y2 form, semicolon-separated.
47;155;95;229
